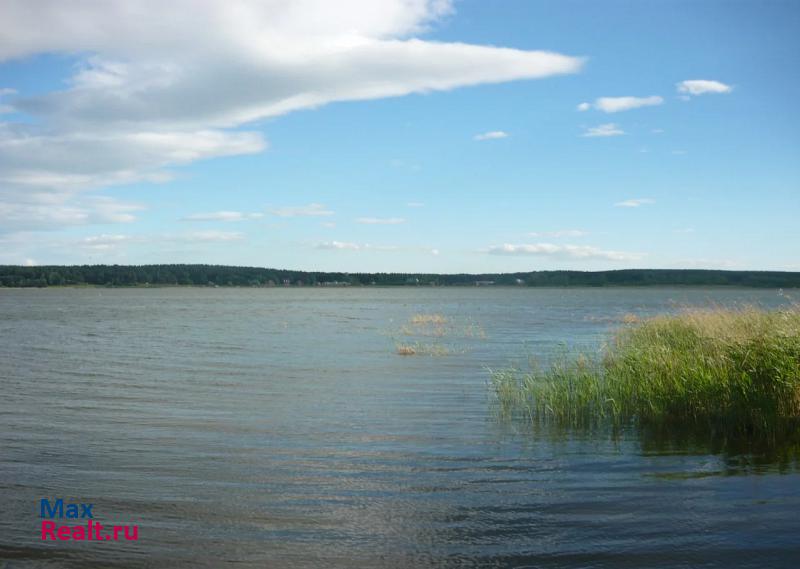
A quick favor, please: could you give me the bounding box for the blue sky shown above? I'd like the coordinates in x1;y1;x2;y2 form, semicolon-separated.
0;0;797;272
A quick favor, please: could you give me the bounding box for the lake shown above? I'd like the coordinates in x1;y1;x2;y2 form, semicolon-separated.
1;287;798;568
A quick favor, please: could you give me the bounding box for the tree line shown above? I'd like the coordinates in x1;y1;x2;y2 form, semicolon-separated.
1;264;799;288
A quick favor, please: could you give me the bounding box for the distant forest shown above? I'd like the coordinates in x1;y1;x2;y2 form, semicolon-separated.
1;265;799;288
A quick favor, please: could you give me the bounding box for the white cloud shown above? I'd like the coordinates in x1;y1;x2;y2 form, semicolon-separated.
0;88;15;114
316;241;363;250
473;130;508;141
0;125;264;232
0;127;266;190
0;0;582;236
315;241;437;254
188;230;244;242
581;123;624;137
485;243;643;262
407;201;425;207
676;80;732;96
528;229;588;238
1;2;582;130
181;211;263;222
80;233;135;250
0;192;144;233
614;198;655;208
321;221;336;228
389;159;421;172
356;217;406;224
581;96;663;113
669;258;742;269
77;230;243;252
269;203;334;217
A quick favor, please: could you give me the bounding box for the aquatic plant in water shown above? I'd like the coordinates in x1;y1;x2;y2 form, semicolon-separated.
392;313;486;355
492;306;800;441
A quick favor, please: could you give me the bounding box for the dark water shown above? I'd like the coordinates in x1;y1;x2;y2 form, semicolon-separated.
1;287;798;568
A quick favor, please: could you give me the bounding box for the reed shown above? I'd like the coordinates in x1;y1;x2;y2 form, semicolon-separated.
396;341;453;356
492;306;800;438
409;313;448;325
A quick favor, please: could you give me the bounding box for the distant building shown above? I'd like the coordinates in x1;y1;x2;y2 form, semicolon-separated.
475;280;495;286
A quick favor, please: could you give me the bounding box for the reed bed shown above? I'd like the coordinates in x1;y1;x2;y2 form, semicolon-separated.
409;313;448;325
391;312;485;355
395;342;454;356
492;306;800;438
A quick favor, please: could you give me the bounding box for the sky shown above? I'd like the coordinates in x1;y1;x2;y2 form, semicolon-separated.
0;0;798;273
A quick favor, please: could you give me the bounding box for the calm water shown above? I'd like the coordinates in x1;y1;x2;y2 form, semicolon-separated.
1;287;798;568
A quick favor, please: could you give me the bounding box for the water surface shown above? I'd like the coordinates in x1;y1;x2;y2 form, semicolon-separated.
1;287;798;567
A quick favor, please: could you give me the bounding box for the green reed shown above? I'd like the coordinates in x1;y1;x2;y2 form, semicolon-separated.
492;305;800;439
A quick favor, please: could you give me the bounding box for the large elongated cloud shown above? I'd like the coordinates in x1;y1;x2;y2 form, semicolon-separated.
0;0;582;233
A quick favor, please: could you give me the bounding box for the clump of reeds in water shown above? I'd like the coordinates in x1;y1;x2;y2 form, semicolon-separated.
409;313;448;325
395;342;453;356
492;306;800;440
392;313;485;356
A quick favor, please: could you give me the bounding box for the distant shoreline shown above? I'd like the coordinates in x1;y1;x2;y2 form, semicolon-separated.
2;284;796;290
2;265;800;289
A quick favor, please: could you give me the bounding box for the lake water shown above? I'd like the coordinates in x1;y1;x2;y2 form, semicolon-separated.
1;287;798;568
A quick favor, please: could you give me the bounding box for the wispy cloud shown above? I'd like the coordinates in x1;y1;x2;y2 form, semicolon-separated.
356;217;406;225
578;96;663;113
78;230;244;251
676;79;732;96
669;258;742;270
0;88;15;114
581;123;624;137
473;130;508;141
189;230;244;242
0;193;144;234
0;127;263;232
528;229;588;238
316;240;361;250
315;241;438;255
614;198;655;208
485;243;643;262
407;202;425;208
389;159;421;172
80;234;135;251
181;211;263;222
269;203;334;217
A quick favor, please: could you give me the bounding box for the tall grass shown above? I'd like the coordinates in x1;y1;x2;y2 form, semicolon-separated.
492;306;800;439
